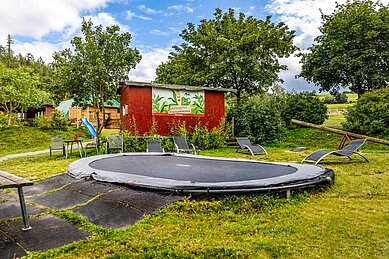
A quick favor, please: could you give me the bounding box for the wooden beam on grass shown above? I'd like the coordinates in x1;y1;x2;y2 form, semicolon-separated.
290;119;389;146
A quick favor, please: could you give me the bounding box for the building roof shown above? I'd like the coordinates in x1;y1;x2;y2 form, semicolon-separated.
118;81;237;94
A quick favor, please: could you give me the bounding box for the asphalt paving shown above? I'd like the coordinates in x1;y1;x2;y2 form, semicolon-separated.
0;173;181;258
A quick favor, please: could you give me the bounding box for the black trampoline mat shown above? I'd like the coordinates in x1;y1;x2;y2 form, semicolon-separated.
89;155;297;183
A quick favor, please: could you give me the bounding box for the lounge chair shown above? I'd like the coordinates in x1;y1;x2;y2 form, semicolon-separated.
236;137;267;156
302;139;369;165
50;136;65;157
146;140;164;153
105;134;124;154
172;136;199;155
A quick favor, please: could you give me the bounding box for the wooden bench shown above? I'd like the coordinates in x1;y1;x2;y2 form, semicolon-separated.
0;170;33;231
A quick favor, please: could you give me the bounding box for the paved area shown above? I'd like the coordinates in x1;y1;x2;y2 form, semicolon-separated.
0;173;182;258
0;150;51;162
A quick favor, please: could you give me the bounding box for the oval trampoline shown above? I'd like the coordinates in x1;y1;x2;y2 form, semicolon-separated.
68;153;334;194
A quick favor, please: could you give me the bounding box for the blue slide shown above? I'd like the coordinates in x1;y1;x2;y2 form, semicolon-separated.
81;118;97;138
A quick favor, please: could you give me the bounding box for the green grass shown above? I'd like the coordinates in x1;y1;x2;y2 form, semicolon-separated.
318;93;358;102
1;127;388;258
0;126;80;157
0;127;121;157
327;103;354;109
323;115;347;128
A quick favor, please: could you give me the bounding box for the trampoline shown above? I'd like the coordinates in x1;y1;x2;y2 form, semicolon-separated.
68;153;334;194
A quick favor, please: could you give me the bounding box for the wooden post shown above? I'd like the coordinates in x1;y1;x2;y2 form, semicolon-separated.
291;119;389;146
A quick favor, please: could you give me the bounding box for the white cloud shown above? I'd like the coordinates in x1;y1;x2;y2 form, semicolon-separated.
149;27;180;36
13;41;70;63
126;10;136;20
168;4;194;13
137;4;160;15
84;12;128;31
126;10;152;21
128;48;171;82
0;0;110;40
265;0;347;91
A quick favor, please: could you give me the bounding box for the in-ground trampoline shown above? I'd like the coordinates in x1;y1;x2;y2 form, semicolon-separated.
68;153;334;194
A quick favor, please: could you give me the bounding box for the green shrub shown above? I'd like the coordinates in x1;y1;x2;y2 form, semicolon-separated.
169;120;227;150
0;112;20;128
33;110;69;131
323;93;348;104
282;92;328;125
343;88;389;138
232;94;285;144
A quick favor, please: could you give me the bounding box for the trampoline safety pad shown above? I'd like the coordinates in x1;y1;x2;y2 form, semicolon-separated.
68;153;335;194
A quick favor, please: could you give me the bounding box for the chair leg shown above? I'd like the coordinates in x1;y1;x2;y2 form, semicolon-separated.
50;147;52;157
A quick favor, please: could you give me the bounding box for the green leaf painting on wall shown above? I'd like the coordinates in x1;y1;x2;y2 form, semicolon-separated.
152;87;204;116
152;94;169;113
191;94;204;114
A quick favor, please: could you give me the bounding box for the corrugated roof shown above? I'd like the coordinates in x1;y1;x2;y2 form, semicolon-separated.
119;81;237;93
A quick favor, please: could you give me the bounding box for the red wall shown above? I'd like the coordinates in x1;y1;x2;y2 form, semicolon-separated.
120;85;225;136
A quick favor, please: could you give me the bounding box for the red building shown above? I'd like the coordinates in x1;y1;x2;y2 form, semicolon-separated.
118;81;235;136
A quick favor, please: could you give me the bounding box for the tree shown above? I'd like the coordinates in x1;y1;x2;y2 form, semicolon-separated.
299;0;389;96
155;8;296;102
52;20;141;136
282;92;328;126
343;87;389;138
0;63;48;126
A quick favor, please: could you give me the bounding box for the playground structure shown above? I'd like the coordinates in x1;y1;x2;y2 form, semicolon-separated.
81;118;97;138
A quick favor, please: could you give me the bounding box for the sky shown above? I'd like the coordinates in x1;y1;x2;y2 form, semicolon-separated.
0;0;387;92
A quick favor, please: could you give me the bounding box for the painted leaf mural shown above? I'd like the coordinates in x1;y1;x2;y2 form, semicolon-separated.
152;87;204;115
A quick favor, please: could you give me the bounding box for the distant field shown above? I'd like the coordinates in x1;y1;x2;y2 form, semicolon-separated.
327;103;354;109
318;93;358;103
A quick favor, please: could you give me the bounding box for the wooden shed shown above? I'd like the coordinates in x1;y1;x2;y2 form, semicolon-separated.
118;81;235;136
57;99;121;129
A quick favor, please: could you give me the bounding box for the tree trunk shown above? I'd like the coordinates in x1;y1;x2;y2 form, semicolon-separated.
6;103;12;127
96;84;105;137
236;90;241;104
291;119;389;146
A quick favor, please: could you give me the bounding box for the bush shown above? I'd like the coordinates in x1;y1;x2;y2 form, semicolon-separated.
282;92;328;125
323;93;348;104
33;110;69;131
232;94;284;144
343;88;389;138
169;120;228;150
0;112;20;128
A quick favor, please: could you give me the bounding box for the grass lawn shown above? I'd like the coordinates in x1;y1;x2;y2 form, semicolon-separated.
327;103;354;109
0;127;388;258
0;127;119;157
323;115;347;128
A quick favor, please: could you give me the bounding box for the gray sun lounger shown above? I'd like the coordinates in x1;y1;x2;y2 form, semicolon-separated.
236;137;267;156
146;140;164;153
173;136;198;155
302;138;369;165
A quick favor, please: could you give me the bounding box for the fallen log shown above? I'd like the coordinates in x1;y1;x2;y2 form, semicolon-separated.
291;119;389;146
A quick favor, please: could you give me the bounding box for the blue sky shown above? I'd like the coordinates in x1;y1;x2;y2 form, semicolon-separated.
1;0;387;91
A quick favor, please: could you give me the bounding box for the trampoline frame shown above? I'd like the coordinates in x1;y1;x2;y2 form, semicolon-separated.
68;153;334;194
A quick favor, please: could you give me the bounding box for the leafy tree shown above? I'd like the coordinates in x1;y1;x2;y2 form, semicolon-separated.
155;8;296;101
299;0;389;96
229;93;285;144
52;19;141;136
0;63;49;126
343;88;389;138
282;92;328;125
0;40;55;95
